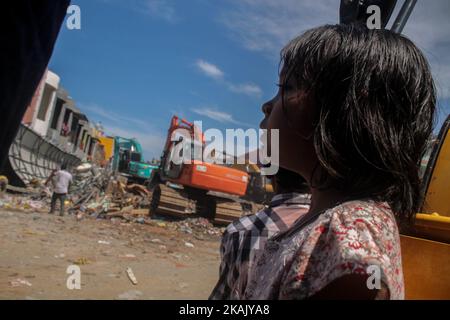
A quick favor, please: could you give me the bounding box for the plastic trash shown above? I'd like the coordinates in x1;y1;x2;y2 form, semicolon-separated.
184;242;195;248
126;267;138;285
10;279;32;287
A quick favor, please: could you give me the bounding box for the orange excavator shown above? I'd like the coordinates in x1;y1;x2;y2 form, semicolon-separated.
147;115;257;225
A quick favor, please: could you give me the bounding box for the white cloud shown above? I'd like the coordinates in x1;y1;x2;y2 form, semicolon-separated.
80;103;149;128
195;59;262;97
220;0;336;55
220;0;450;101
191;107;251;127
80;103;119;123
79;103;165;159
104;125;165;160
192;107;235;123
99;0;178;23
228;83;262;97
400;0;450;100
196;59;225;79
141;0;177;23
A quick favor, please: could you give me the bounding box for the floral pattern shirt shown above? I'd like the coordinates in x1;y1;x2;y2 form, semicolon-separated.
243;200;404;300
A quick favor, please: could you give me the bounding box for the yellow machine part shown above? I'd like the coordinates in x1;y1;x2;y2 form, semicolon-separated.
98;136;115;162
230;163;260;173
265;181;274;194
401;213;450;299
410;123;450;243
400;120;450;299
413;213;450;243
422;128;450;217
401;235;450;299
230;163;274;194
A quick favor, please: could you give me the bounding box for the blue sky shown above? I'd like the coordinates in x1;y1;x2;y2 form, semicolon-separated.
49;0;450;160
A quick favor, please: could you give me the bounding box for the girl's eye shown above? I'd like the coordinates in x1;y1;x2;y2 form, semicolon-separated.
276;83;292;91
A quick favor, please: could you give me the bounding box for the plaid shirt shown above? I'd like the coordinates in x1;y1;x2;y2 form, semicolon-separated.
209;192;310;300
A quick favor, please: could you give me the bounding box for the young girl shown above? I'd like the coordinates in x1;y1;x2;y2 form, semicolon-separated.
245;24;436;300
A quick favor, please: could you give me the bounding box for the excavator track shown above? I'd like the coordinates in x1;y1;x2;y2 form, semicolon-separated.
213;201;245;226
149;183;260;225
149;184;195;218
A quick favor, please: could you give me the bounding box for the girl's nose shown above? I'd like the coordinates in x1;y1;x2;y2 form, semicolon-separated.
261;101;273;117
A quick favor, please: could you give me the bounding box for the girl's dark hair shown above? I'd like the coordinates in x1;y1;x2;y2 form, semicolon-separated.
280;24;436;223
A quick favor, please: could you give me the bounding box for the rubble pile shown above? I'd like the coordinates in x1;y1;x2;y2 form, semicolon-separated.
0;162;114;215
0;194;47;213
0;162;226;239
173;217;224;237
67;163;153;221
0;178;51;213
68;163;112;217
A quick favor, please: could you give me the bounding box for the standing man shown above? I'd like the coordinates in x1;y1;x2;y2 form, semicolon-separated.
209;167;311;300
46;163;72;216
0;175;8;197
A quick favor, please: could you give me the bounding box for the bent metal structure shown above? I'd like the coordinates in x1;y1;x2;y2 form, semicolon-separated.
5;124;82;187
3;70;105;187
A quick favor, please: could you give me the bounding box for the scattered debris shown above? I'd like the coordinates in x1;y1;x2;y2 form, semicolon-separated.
170;253;183;260
184;242;195;248
74;257;90;265
1;162;227;242
23;229;46;237
117;290;142;300
136;217;145;224
179;225;193;234
75;163;92;174
178;282;189;289
0;196;47;213
125;184;150;197
126;267;138;285
10;279;32;287
0;175;8;194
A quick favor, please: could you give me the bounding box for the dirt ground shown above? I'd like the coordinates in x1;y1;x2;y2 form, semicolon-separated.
0;208;222;300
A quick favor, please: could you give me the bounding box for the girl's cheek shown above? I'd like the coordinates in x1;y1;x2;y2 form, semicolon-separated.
266;108;294;158
284;96;316;139
267;102;288;130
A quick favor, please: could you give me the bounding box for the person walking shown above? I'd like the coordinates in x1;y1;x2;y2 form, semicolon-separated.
45;162;72;216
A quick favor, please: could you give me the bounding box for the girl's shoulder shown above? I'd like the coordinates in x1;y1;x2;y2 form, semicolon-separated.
324;199;397;230
279;199;404;299
310;199;400;250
